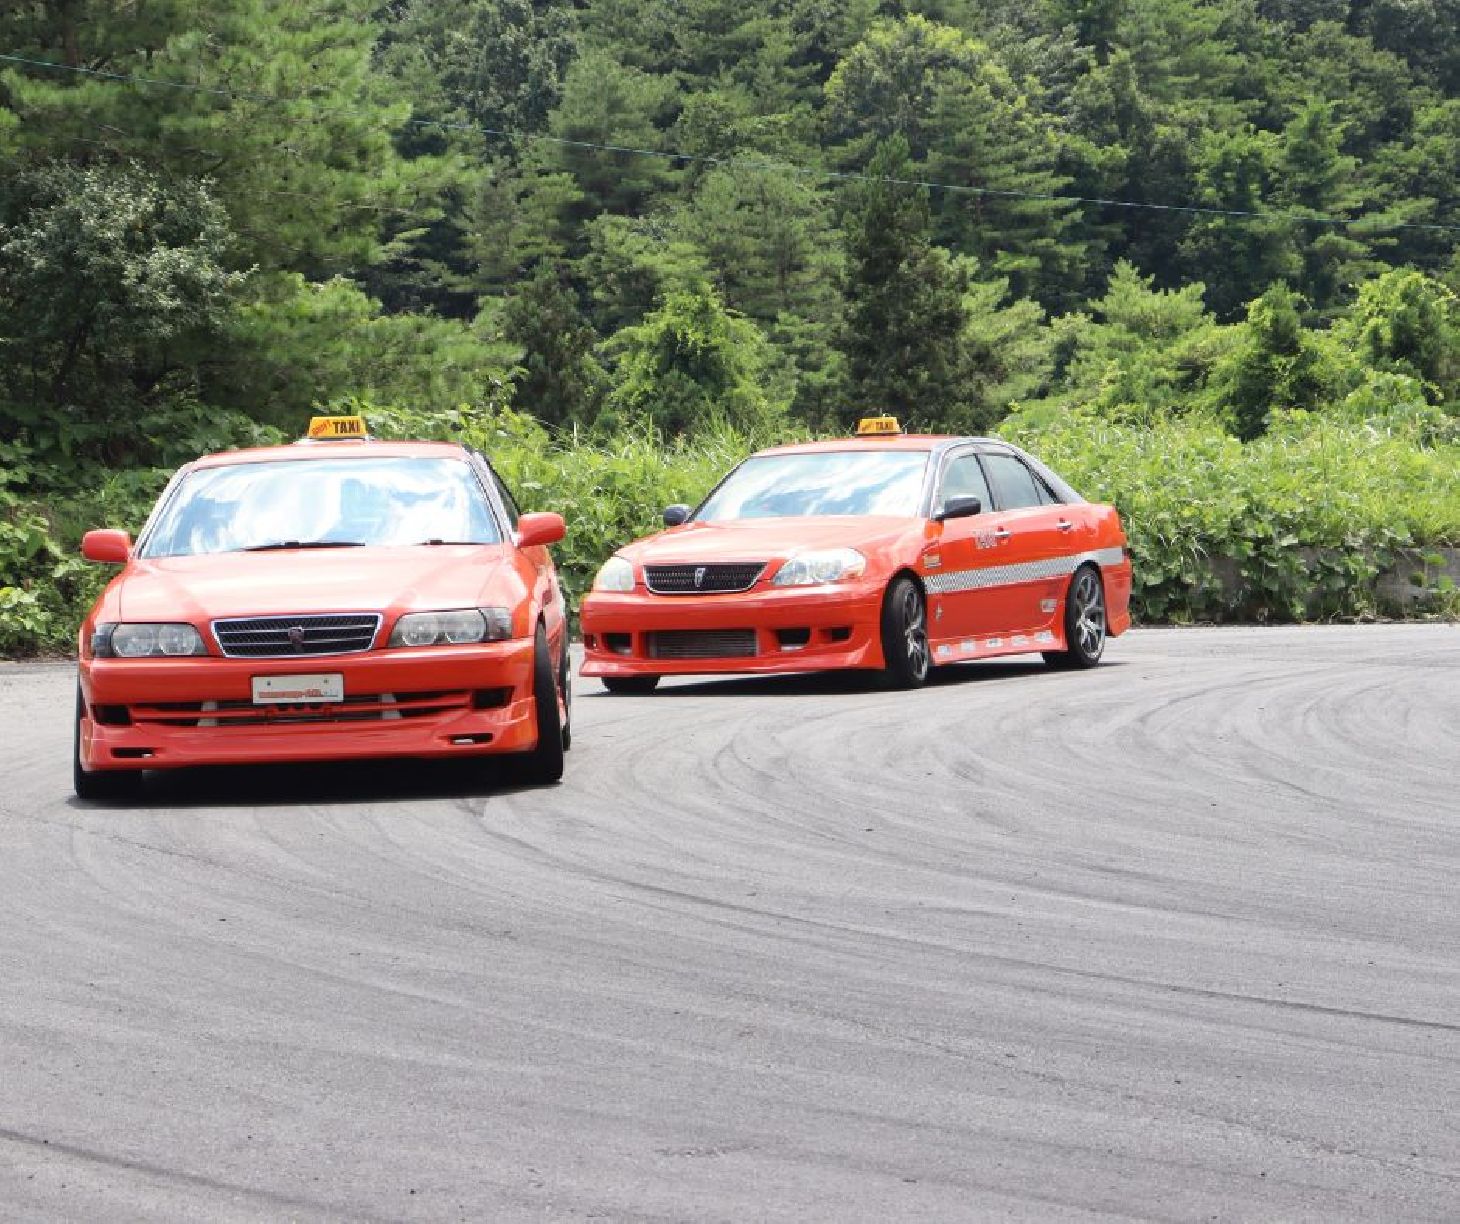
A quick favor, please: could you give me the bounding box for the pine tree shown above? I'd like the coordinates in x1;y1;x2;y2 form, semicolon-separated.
840;135;970;428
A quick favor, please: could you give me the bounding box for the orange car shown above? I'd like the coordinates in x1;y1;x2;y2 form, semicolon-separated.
74;416;570;800
580;417;1132;693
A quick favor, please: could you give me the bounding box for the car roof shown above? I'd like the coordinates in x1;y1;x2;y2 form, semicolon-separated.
754;435;1001;457
189;439;470;470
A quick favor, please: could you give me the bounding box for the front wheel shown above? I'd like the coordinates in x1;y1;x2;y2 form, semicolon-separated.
1043;565;1107;669
601;675;660;695
73;685;142;803
509;626;565;785
879;576;931;689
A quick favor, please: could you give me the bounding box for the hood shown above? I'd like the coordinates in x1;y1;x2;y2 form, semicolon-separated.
115;545;515;623
618;516;923;565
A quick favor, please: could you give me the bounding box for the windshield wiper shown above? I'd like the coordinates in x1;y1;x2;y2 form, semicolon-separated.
242;540;366;552
412;538;482;546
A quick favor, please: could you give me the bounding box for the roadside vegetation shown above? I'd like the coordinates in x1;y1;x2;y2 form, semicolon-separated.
2;1;1457;651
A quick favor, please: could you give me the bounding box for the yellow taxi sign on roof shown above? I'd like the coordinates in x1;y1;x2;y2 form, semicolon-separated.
306;414;369;440
855;415;902;436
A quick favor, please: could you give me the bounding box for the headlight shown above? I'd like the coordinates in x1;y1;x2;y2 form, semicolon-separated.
593;556;635;592
771;548;868;587
93;622;207;658
388;608;513;648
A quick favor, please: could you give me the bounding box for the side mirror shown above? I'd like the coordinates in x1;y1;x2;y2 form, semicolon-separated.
934;495;982;522
662;504;691;527
82;529;133;564
514;512;566;549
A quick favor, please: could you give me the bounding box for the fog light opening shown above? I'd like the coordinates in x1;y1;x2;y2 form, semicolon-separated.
471;687;512;710
605;633;632;656
825;626;853;643
112;747;155;760
450;733;493;746
775;627;812;651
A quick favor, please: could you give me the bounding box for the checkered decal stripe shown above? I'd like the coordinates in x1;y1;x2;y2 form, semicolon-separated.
924;548;1125;596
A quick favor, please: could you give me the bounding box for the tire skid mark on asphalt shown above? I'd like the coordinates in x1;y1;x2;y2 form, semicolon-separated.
0;1125;391;1222
2;627;1459;1219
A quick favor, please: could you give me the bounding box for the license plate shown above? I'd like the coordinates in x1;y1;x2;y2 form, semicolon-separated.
251;673;344;704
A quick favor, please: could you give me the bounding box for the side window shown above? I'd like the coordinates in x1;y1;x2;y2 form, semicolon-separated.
980;453;1046;511
937;453;992;513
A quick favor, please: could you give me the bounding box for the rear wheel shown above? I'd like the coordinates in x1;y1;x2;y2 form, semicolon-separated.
510;626;565;784
1043;565;1107;669
602;675;660;695
73;685;142;803
880;575;930;689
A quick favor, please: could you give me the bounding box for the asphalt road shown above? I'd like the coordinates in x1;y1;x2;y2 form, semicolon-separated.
1;625;1457;1222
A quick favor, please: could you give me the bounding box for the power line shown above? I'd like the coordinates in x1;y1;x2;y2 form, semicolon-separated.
3;49;1459;236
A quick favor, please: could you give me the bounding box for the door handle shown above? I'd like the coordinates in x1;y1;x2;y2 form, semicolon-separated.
1056;519;1074;532
993;527;1012;542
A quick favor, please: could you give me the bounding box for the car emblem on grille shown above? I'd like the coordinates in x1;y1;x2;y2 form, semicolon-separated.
287;625;307;651
694;566;707;589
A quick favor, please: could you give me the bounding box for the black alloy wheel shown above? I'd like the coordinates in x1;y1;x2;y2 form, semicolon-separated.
880;575;931;689
1044;565;1107;669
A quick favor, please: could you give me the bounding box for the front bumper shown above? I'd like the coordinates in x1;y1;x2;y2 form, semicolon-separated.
77;639;539;773
579;582;887;677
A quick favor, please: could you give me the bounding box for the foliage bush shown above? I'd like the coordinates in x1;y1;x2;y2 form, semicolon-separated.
1003;408;1460;621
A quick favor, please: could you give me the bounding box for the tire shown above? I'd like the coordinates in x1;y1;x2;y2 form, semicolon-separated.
510;626;566;784
1043;565;1107;670
73;685;142;803
879;575;931;689
557;631;573;752
601;675;660;695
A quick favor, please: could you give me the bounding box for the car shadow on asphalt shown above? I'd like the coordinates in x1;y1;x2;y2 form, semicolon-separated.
580;655;1122;700
68;755;545;810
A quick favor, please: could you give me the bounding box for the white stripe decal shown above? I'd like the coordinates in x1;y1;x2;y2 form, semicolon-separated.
924;548;1124;597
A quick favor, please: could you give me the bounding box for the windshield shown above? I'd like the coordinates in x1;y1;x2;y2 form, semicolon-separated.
695;450;930;521
141;456;501;557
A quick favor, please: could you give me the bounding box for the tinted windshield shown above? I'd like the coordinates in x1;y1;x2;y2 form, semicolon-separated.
695;450;930;521
141;456;501;557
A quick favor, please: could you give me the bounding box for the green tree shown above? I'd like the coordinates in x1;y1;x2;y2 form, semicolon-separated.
212;274;516;429
839;135;970;428
675;165;841;324
1336;269;1459;405
1216;284;1337;440
600;284;787;437
546;48;679;226
501;263;607;426
1179;125;1301;318
1;0;426;276
0;161;241;459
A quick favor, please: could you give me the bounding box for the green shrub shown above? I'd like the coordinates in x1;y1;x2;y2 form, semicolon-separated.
1003;408;1460;621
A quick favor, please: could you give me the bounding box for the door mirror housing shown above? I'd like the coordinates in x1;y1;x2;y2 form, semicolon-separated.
934;495;982;522
514;512;565;549
662;503;691;527
81;529;133;564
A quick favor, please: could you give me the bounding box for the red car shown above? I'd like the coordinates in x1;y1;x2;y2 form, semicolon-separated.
580;418;1132;692
74;417;570;799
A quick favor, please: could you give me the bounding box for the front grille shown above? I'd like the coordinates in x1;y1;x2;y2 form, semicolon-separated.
644;563;765;595
646;629;758;660
129;691;468;727
212;613;381;658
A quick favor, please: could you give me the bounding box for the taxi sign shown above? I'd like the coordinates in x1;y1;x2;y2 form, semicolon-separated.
855;415;902;436
306;414;369;440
